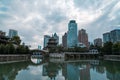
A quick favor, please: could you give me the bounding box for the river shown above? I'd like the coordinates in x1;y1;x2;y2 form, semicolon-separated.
0;57;120;80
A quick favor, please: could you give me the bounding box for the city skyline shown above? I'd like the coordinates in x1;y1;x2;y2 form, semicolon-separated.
0;0;120;49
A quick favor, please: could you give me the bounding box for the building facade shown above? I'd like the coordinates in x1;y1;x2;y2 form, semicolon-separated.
44;35;51;48
78;29;89;48
94;38;102;47
110;29;120;43
103;29;120;43
67;20;77;48
62;33;67;48
103;32;111;43
9;29;18;38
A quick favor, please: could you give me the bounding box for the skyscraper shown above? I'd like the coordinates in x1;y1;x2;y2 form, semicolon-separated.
9;29;18;38
110;29;120;43
103;32;111;43
43;35;51;48
67;20;77;48
78;29;88;48
53;33;59;45
62;32;67;48
103;29;120;43
94;38;102;47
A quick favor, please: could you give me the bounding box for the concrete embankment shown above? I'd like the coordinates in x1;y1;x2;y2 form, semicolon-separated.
104;55;120;61
0;54;30;64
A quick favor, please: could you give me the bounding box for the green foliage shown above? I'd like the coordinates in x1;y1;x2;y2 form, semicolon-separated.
0;44;5;54
16;45;30;54
101;42;113;55
112;42;120;55
0;44;30;54
101;42;120;55
66;47;88;52
48;45;88;53
11;36;21;45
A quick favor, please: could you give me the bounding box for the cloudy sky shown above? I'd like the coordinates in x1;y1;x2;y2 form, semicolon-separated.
0;0;120;49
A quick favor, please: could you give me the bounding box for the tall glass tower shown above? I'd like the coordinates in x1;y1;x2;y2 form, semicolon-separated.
9;29;18;38
67;20;77;48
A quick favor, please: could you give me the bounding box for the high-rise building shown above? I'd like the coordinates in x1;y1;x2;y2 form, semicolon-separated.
110;29;120;43
94;38;102;47
78;29;89;48
9;29;18;38
103;32;111;43
62;33;67;48
103;29;120;43
67;20;77;48
53;33;59;45
44;35;51;48
38;45;41;50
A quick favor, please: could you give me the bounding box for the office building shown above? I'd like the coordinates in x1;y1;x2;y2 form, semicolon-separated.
110;29;120;43
103;29;120;43
9;29;18;38
103;32;111;43
94;38;102;47
38;45;41;50
43;35;51;48
67;20;77;48
62;32;67;48
78;29;89;48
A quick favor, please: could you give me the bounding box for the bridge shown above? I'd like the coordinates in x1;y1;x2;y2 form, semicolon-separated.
30;49;49;58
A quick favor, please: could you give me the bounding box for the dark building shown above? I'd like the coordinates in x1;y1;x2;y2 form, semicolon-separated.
78;29;89;48
47;37;57;49
62;33;67;48
94;38;102;47
53;33;59;45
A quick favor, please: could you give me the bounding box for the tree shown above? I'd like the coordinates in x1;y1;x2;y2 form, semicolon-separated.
11;36;21;45
112;42;120;55
102;42;113;55
0;44;5;54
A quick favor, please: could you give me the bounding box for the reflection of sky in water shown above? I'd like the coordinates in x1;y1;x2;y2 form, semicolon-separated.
31;58;42;64
15;66;65;80
90;69;108;80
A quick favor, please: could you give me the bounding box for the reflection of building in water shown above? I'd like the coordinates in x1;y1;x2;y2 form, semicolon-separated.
42;62;59;80
62;63;67;80
96;66;105;74
62;63;91;80
80;64;91;80
66;63;79;80
42;64;48;76
106;72;120;80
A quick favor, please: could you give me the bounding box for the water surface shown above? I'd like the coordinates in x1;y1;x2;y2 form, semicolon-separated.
0;58;120;80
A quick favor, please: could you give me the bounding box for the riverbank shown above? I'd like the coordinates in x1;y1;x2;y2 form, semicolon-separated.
0;54;30;64
104;55;120;61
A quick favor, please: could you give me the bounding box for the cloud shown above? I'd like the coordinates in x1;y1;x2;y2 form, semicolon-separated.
0;0;120;48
